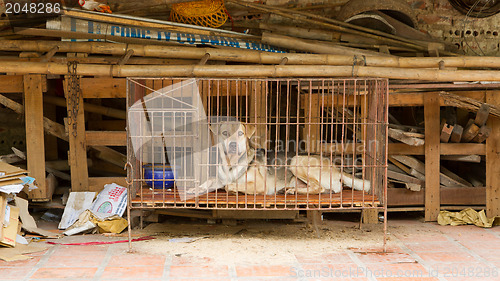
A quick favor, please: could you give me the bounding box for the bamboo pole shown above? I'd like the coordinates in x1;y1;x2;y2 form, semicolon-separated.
259;23;341;42
1;61;500;81
261;32;392;57
1;40;500;69
228;0;429;52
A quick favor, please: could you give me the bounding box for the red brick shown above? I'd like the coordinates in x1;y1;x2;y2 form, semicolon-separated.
416;251;477;263
31;267;97;279
101;266;163;279
355;252;416;264
404;242;462;252
299;263;365;278
236;265;294;277
169;265;229;278
295;252;353;264
46;255;105;267
0;267;33;279
107;254;165;267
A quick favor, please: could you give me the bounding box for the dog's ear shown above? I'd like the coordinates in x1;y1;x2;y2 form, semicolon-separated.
245;124;256;138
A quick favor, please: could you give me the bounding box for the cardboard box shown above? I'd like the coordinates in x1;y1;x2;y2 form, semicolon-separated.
0;193;6;241
0;205;19;247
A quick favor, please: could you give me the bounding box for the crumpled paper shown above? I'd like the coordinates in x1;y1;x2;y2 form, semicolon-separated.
438;208;500;228
64;209;128;235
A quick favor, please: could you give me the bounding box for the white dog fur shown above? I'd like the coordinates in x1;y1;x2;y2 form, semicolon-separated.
194;122;371;196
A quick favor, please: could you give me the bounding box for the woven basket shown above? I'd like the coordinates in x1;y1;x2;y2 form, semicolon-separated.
171;0;228;28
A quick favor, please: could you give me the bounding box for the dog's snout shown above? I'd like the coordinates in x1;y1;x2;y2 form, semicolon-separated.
228;142;237;154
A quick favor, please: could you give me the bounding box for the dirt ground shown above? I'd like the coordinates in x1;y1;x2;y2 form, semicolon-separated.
115;212;411;265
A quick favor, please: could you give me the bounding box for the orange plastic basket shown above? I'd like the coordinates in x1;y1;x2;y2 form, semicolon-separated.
171;0;228;28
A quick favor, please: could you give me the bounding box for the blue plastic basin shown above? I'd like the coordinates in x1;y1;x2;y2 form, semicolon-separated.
143;165;176;189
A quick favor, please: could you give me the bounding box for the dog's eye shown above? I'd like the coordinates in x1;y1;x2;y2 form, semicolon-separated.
222;131;228;137
238;131;244;137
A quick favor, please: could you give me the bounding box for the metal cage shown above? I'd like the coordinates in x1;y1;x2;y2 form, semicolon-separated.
126;77;388;242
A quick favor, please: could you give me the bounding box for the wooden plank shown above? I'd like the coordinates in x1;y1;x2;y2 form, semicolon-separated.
86;131;126;146
387;170;424;185
462;119;480;142
441;155;481;163
450;124;464;143
440;122;453;143
424;92;440;221
24;74;48;200
472;125;492;143
388;186;486;206
440;143;486;155
486;91;500;217
388;91;486;107
474;104;490;126
88;177;126;193
0;75;24;93
64;78;89;192
388;143;424;155
80;78;126;98
388;128;424;146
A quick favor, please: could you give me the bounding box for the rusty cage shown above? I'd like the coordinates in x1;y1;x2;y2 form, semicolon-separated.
126;77;388;241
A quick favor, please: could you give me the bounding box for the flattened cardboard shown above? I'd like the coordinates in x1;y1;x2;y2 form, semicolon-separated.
0;205;19;247
0;193;6;241
0;162;27;178
14;197;61;238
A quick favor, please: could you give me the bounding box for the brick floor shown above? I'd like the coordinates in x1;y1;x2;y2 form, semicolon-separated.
0;219;499;281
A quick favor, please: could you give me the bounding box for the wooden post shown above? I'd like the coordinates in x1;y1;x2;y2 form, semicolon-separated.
424;92;440;221
64;78;89;192
24;75;48;201
486;92;500;217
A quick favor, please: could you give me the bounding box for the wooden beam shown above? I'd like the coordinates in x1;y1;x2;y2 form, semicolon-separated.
486;91;500;217
86;131;126;146
64;78;89;192
387;187;486;206
80;78;126;98
24;75;48;201
441;143;486;155
388;143;486;155
0;75;24;93
88;177;126;193
424;92;440;221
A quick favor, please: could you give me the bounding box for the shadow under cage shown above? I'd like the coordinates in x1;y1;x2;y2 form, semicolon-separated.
126;77;388;241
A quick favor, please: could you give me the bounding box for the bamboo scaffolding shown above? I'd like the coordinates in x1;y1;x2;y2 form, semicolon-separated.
1;40;500;68
1;61;500;81
261;32;392;57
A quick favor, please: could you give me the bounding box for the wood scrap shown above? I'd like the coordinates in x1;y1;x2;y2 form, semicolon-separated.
449;124;464;143
388;128;424;146
462;119;480;142
474;104;491;126
440;121;454;143
471;125;492;143
391;155;471;187
387;170;424;185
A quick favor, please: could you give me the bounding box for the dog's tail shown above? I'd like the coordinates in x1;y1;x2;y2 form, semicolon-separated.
340;172;371;193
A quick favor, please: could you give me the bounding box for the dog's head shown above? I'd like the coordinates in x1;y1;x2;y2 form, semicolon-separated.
213;121;256;166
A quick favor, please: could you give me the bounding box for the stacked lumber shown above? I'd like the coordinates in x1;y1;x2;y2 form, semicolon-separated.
440;92;496;144
388;155;475;192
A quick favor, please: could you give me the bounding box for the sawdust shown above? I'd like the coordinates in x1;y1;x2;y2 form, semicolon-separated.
126;215;391;265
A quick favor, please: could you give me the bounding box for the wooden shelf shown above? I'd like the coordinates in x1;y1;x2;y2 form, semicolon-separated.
389;143;486;155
